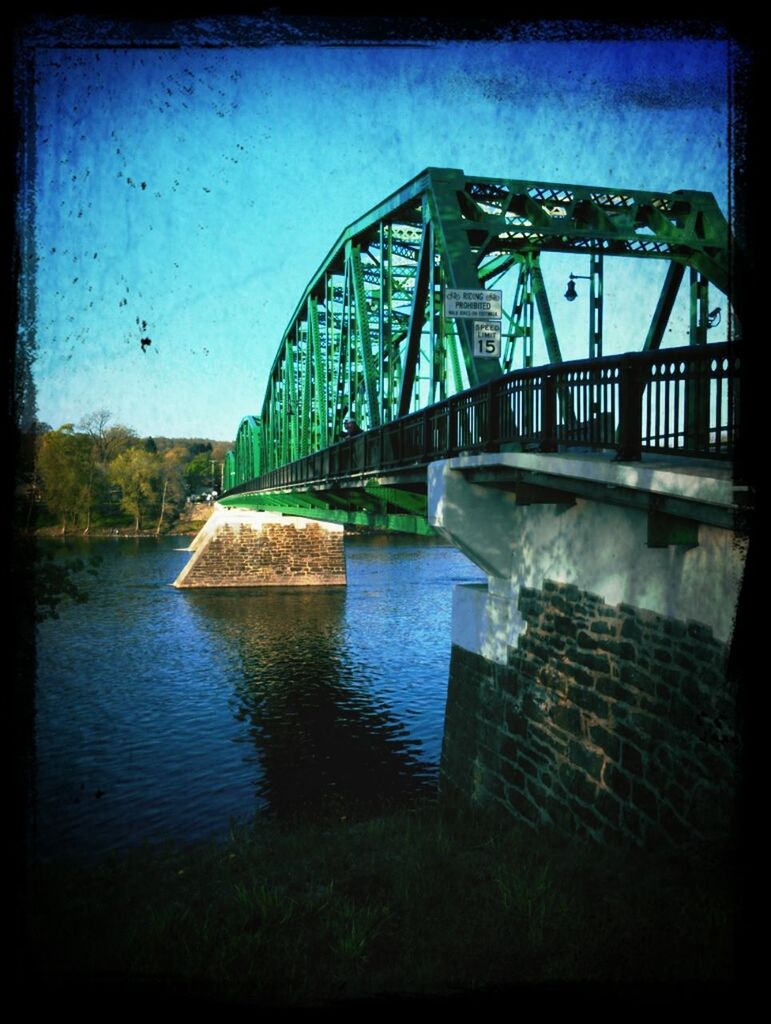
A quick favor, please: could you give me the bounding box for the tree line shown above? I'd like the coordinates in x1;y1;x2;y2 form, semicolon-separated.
24;409;230;534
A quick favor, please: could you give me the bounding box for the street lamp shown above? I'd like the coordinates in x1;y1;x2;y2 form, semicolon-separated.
564;257;604;359
564;273;591;301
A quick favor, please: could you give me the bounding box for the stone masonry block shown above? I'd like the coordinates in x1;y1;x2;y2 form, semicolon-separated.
621;741;645;777
620;617;644;641
567;739;604;781
503;703;528;738
528;723;567;760
632;780;660;821
575;650;611;675
595;676;631;703
558;762;597;805
603;763;631;801
577;630;599;650
571;799;604;834
505;784;540;824
596;789;621;827
568;684;610;721
550;703;583;737
588;724;620;763
687;621;716;642
567;665;596;690
589;620;615;636
553;615;577;638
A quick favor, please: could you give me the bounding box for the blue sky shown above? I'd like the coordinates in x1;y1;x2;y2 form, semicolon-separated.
28;33;731;441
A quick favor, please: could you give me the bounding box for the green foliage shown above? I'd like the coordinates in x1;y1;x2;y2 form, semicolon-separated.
159;452;187;501
183;451;216;493
34;412;145;531
109;448;161;531
189;441;212;457
36;426;92;531
32;412;229;532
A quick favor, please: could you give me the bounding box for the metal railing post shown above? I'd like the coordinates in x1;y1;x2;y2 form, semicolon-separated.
486;380;499;450
685;352;709;453
540;372;558;452
617;357;643;461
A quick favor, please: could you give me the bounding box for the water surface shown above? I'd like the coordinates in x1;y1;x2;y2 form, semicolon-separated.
33;533;483;861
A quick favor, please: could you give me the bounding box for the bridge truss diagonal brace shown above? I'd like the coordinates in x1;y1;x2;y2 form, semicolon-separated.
398;218;433;418
529;256;563;366
425;170;504;389
308;296;329;450
643;262;686;352
348;241;381;429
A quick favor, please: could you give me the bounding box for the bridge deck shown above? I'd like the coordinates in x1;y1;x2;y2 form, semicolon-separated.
222;341;740;534
428;450;744;532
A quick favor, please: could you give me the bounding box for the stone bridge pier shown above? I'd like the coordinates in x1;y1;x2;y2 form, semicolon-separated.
173;505;346;589
429;451;747;850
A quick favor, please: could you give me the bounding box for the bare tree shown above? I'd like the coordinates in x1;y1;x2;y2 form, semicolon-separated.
78;409;113;463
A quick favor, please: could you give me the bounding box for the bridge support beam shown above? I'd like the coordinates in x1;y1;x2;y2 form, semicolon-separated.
173;505;346;588
428;452;747;851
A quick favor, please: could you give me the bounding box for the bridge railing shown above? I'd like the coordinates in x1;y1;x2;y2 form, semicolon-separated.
227;342;739;496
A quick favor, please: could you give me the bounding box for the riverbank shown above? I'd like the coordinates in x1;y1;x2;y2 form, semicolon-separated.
28;504;414;541
32;522;206;539
24;802;739;1007
30;520;431;540
30;502;216;539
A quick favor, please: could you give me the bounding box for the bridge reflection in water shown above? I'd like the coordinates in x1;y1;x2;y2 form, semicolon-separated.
180;536;481;821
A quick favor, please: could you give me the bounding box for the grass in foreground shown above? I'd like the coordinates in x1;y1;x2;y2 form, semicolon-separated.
24;803;738;1005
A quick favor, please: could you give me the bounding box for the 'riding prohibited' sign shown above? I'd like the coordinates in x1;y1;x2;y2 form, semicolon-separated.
444;288;502;358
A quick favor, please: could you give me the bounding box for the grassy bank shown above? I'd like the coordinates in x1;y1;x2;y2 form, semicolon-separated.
24;802;739;1006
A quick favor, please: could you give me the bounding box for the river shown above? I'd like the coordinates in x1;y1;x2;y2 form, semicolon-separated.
31;532;484;862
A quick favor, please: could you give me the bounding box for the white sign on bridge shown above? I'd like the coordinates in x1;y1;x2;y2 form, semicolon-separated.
473;320;501;358
444;288;502;320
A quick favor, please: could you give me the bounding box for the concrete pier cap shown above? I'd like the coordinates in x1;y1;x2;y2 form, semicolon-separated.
428;451;747;663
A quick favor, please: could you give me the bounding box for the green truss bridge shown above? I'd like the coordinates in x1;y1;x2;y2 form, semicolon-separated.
219;167;741;534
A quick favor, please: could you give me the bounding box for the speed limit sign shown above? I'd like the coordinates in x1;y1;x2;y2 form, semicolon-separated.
473;320;501;358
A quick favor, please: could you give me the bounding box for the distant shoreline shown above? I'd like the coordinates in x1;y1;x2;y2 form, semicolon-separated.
29;502;217;539
31;525;205;539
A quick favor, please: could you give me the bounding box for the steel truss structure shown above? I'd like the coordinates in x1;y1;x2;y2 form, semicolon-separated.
226;167;737;497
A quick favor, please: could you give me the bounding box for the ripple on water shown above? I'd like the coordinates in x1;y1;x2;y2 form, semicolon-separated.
32;534;484;860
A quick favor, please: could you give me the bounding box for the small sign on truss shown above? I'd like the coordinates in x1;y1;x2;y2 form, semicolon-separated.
444;288;502;320
473;320;501;358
